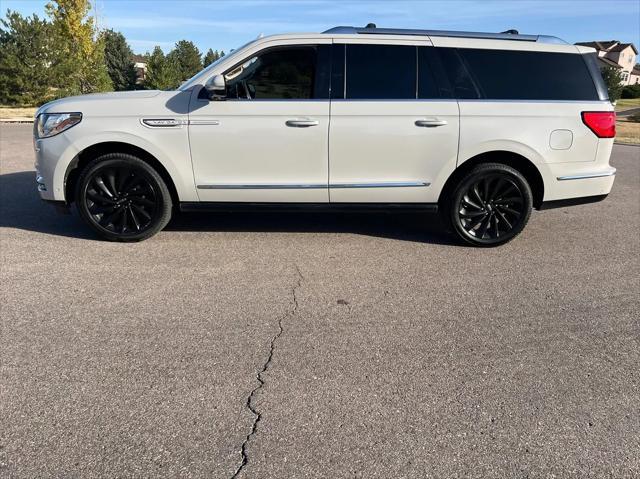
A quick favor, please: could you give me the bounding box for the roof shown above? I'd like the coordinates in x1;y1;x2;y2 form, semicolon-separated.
132;54;147;63
575;40;638;54
598;57;623;69
323;25;567;44
609;42;638;54
632;68;640;76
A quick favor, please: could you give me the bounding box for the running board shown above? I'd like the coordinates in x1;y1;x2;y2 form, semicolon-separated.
179;202;438;213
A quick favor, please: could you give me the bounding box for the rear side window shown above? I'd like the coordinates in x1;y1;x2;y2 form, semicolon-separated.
455;48;600;101
345;44;416;99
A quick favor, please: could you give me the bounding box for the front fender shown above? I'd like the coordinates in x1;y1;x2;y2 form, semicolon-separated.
54;123;198;202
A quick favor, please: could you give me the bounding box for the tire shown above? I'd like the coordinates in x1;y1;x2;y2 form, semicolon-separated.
444;163;533;247
75;153;172;242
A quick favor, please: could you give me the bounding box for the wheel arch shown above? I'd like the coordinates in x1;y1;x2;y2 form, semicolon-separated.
65;142;180;206
439;151;545;209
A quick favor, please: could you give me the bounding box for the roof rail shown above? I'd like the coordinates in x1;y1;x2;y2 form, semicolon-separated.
322;26;567;44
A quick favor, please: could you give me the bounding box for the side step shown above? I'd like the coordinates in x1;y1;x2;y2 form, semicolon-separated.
179;202;438;214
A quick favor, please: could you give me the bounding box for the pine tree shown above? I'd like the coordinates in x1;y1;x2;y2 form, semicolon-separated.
145;46;180;90
167;40;202;82
600;66;624;102
203;48;219;67
45;0;112;96
0;11;56;105
102;29;136;91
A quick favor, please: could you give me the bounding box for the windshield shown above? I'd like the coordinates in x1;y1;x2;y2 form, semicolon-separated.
179;38;259;90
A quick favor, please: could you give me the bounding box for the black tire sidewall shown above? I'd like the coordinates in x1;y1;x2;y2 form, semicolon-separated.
75;154;172;242
449;164;533;247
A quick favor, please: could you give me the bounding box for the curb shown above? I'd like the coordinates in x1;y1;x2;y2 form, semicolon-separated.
614;141;640;147
0;118;33;123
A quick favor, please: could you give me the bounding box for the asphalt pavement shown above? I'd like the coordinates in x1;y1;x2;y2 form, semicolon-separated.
1;123;639;478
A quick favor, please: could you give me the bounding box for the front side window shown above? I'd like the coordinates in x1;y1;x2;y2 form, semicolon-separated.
345;44;416;99
225;46;318;100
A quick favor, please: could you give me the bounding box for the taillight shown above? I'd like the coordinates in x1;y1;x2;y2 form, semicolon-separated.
581;111;616;138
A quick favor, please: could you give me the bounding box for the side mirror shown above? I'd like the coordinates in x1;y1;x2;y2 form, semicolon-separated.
204;74;226;100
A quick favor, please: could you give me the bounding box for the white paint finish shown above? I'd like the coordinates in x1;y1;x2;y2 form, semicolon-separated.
33;31;616;210
457;101;612;166
35;90;197;202
429;36;581;54
329;101;459;203
188;97;330;202
549;129;573;150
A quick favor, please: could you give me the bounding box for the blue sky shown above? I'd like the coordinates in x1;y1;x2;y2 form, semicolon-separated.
3;0;639;55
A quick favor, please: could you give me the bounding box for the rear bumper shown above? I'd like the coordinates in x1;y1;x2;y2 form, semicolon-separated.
541;165;616;203
539;193;608;210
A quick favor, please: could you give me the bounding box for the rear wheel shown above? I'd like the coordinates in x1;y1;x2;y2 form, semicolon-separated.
446;163;533;247
75;153;172;241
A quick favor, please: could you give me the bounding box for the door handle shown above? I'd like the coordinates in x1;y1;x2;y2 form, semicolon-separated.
286;119;319;128
415;119;448;127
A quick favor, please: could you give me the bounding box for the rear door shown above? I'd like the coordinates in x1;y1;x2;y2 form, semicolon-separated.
328;40;459;203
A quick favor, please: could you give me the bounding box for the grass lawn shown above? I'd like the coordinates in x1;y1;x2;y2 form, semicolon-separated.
615;98;640;111
616;119;640;144
0;106;37;119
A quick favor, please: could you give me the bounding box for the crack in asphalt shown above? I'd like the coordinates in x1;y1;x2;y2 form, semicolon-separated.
231;264;304;478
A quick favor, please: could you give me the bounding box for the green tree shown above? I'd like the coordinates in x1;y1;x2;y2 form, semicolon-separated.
167;40;202;82
600;66;624;102
203;48;219;67
145;46;180;90
102;29;136;91
45;0;112;96
0;10;56;105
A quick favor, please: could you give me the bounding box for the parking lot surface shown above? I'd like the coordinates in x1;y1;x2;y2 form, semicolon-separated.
1;123;639;477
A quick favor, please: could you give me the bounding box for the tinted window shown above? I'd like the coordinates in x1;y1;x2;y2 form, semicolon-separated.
330;44;345;99
418;47;447;99
345;44;416;99
435;48;479;99
225;47;317;100
457;48;599;100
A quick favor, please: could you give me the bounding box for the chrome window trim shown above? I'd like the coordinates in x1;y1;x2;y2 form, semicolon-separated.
557;169;616;181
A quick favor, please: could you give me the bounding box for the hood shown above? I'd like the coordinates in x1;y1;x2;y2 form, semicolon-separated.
36;90;165;116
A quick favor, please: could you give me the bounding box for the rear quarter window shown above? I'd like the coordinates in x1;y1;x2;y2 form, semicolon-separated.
448;48;600;101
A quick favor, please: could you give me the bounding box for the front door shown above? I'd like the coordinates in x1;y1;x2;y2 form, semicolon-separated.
189;43;331;202
329;42;459;204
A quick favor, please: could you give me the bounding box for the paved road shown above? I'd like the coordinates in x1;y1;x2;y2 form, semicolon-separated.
1;123;639;478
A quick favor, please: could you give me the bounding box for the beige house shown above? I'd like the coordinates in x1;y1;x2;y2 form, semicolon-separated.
575;40;638;85
132;54;147;85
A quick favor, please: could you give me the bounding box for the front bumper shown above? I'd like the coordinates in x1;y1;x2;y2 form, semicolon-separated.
34;132;78;202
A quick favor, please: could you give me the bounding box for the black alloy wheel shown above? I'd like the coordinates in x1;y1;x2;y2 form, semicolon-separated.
449;163;532;246
76;154;172;241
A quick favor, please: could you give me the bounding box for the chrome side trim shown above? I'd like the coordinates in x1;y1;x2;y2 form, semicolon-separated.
330;181;430;188
557;169;616;181
197;184;326;190
141;118;186;128
189;119;220;126
196;181;430;190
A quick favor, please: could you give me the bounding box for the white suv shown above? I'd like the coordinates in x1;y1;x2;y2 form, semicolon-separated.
34;25;616;246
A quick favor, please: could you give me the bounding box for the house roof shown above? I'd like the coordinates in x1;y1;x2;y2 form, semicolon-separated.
598;57;623;69
609;43;638;54
575;40;638;54
632;68;640;76
132;54;147;63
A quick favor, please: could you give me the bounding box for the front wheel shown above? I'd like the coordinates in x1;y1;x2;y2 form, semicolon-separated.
75;153;172;242
446;163;533;247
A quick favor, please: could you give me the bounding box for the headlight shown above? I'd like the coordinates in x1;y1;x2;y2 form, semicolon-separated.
36;112;82;139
